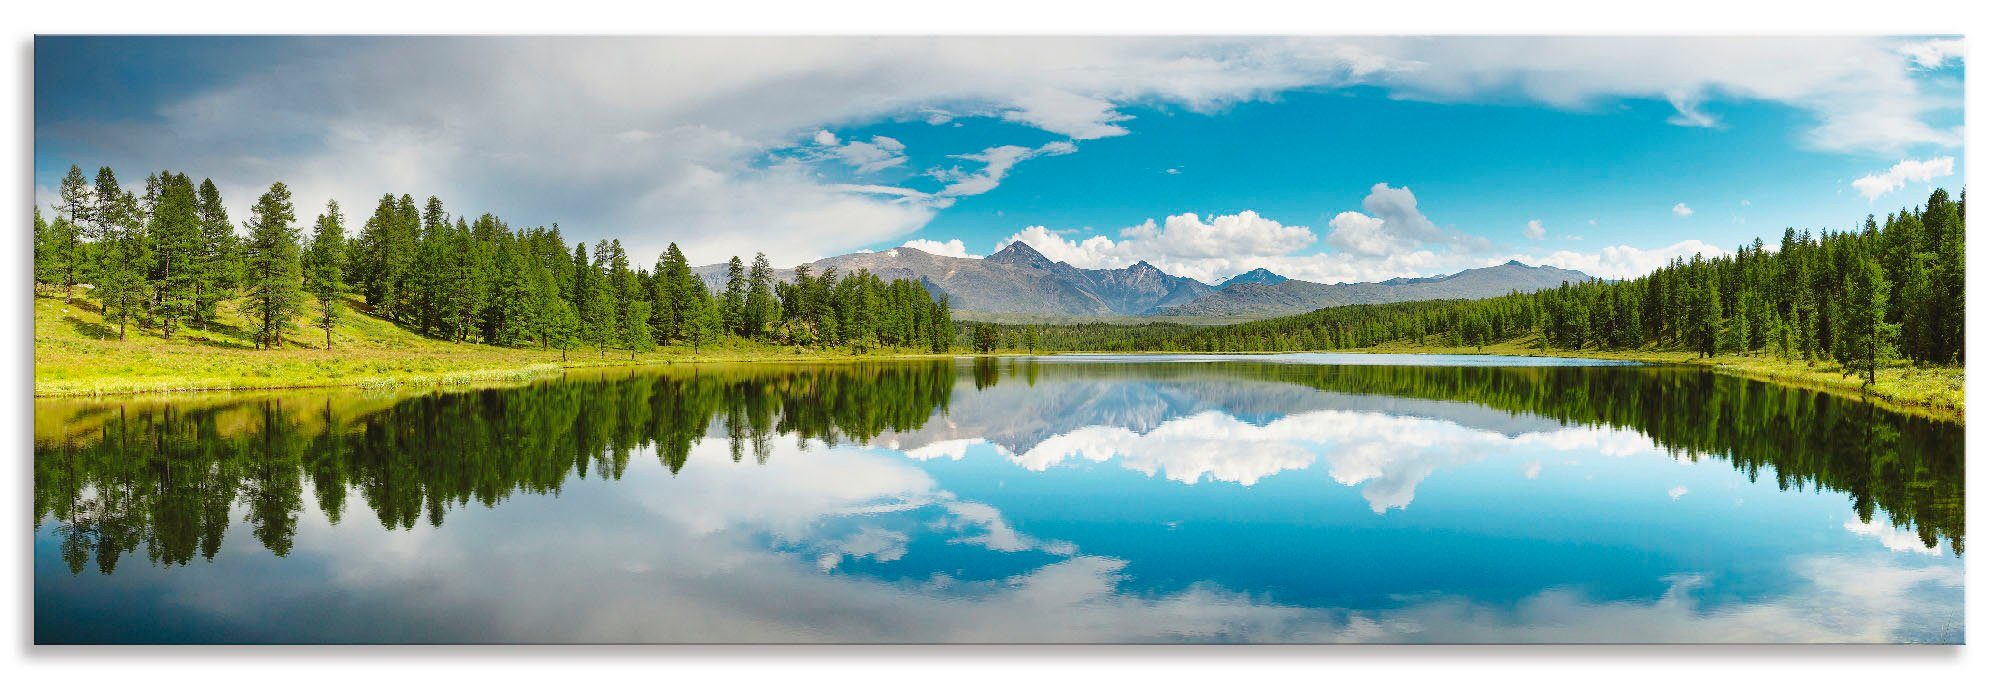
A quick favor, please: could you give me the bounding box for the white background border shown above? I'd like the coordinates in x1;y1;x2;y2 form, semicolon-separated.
6;0;1988;675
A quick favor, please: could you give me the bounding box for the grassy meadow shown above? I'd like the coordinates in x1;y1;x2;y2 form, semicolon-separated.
32;292;959;397
35;290;1961;423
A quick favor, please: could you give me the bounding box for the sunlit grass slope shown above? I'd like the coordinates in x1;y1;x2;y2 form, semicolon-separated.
32;293;950;397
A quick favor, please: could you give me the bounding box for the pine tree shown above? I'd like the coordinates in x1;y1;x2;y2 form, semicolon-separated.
721;255;746;335
148;173;202;338
192;179;238;329
388;194;423;323
59;165;93;230
489;237;539;345
1837;256;1897;385
551;303;582;362
623;299;653;359
350;194;400;308
580;243;616;356
242;183;303;349
36;207;84;299
1697;276;1723;358
52;166;92;305
743;252;776;338
651;243;694;343
410;197;453;336
89;188;149;340
444;217;483;340
302;200;348;349
687;285;722;353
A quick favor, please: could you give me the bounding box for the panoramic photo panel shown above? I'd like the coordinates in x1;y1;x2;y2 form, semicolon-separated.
31;35;1965;644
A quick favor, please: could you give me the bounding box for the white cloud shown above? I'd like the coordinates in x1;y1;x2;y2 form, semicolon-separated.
1523;219;1546;240
900;238;973;259
1668;486;1690;501
1000;88;1136;140
1515;239;1724;280
1328;183;1454;256
803;130;909;173
993;184;1514;285
1845;516;1944;555
1671;203;1694;217
42;36;1963;268
997;209;1320;283
1851;156;1955;201
931;141;1077;201
1349;36;1963;152
1899;38;1965;69
1522;460;1543;479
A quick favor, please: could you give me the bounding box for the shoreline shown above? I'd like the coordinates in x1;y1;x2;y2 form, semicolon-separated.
37;342;1963;422
33;296;1961;422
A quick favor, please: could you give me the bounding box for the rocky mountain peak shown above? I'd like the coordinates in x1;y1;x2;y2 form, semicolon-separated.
986;240;1053;267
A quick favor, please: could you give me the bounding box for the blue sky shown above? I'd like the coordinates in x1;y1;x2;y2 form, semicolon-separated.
35;36;1964;283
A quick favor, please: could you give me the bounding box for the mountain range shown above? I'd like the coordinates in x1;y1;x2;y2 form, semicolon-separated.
695;242;1591;320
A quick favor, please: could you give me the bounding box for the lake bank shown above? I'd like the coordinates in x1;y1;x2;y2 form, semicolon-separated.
1334;337;1965;421
35;296;1963;422
32;295;970;398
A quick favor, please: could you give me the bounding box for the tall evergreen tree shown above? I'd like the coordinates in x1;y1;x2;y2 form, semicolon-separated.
35;207;85;300
148;173;202;338
579;242;615;356
650;243;693;343
721;256;746;334
88;187;149;340
623;299;653;359
1837;254;1897;385
242;183;303;349
302;200;348;349
192;179;238;329
742;252;776;338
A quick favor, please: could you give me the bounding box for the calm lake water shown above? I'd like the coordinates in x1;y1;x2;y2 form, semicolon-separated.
34;354;1964;643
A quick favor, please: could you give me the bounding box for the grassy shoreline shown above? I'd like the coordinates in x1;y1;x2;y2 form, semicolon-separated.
35;296;1963;422
1327;336;1964;421
32;295;979;398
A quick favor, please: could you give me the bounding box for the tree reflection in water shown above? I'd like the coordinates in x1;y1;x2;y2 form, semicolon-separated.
34;358;1963;575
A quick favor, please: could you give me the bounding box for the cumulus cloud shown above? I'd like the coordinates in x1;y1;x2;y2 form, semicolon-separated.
1899;38;1965;69
37;36;1963;268
995;185;1505;285
899;238;973;258
997;210;1325;283
1523;219;1546;240
1851;156;1956;201
1671;202;1694;217
1328;183;1455;256
1515;239;1724;280
1845;516;1944;555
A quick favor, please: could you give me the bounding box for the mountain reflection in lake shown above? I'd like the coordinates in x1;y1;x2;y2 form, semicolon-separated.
34;356;1964;643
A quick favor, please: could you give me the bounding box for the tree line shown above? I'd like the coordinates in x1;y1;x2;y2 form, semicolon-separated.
1013;189;1966;384
34;165;955;356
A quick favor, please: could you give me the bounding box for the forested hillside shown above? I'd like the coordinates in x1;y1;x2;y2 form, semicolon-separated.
33;165;954;360
995;190;1966;387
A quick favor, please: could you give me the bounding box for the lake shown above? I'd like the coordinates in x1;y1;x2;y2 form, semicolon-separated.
33;354;1965;643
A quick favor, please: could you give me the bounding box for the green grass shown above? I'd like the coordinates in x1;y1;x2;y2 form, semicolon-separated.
35;292;1964;423
33;292;966;398
1334;335;1964;421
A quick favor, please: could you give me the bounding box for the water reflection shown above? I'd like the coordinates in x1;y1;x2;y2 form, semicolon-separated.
34;356;1965;642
